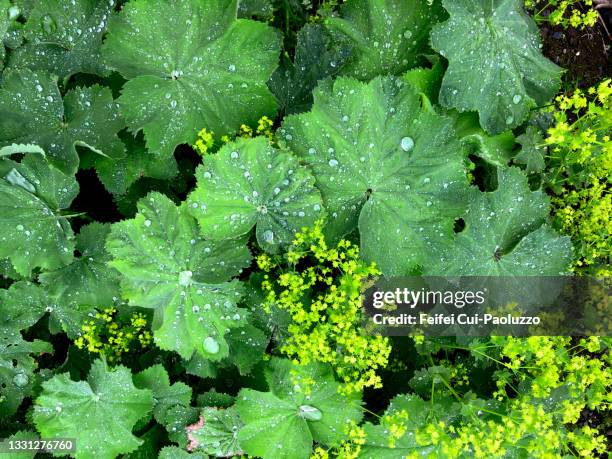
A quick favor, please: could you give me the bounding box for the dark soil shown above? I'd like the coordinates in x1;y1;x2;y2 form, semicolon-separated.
540;11;611;89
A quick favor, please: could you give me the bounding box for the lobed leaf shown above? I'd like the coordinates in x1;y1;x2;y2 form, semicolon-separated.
106;192;252;360
34;360;153;459
431;0;562;134
280;76;469;275
0;69;125;174
326;0;446;81
0;154;78;276
187;137;324;252
102;0;280;158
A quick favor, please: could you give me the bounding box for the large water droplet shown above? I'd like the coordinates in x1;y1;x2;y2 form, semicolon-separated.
298;405;322;421
203;337;220;354
13;373;29;387
178;270;193;286
262;229;274;244
328;159;339;167
512;94;522;104
8;5;20;20
400;136;415;152
505;115;514;125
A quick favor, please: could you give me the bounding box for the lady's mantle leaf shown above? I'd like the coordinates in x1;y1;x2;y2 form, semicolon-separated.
325;0;446;81
187;137;323;253
426;167;573;275
38;223;119;337
236;358;362;459
8;0;116;82
280;76;469;275
102;0;280;158
0;154;78;276
186;406;243;456
0;69;125;174
39;223;119;307
106;192;252;360
33;360;153;459
268;24;349;115
133;364;192;424
431;0;562;135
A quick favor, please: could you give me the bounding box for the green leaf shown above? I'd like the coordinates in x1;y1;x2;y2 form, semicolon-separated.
158;446;207;459
187;137;323;252
431;0;562;134
0;69;125;174
34;360;153;459
2;431;39;459
425;167;573;275
0;329;52;418
39;223;119;337
106;192;252;360
186;406;243;456
280;76;469;275
102;0;280;158
226;323;268;375
236;359;363;459
453;112;516;167
401;57;444;105
0;281;47;330
81;133;178;196
268;24;348;115
0;154;78;276
133;364;192;424
515;126;546;174
8;0;116;82
325;0;446;81
238;0;273;20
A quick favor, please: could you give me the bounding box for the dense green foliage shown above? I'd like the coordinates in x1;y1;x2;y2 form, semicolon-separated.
0;0;610;458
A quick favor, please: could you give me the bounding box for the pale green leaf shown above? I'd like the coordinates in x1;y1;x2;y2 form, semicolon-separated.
431;0;562;134
187;137;323;252
326;0;446;80
425;167;573;275
106;192;252;360
453;112;516;167
102;0;280;158
280;76;469;275
0;69;125;174
0;154;78;276
8;0;116;82
34;360;153;459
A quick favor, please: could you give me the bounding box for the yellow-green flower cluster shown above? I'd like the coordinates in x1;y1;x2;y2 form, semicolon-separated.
525;0;599;29
259;221;391;394
74;308;152;362
193;127;214;156
544;79;611;274
239;115;275;141
193;116;276;155
383;336;612;458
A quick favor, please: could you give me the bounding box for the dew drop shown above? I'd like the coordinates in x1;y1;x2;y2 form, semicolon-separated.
13;373;29;387
512;94;522;104
262;229;274;244
203;337;220;354
400;136;415;152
